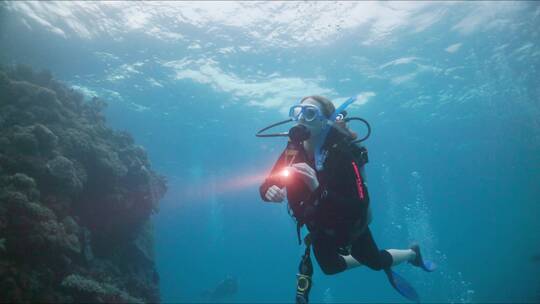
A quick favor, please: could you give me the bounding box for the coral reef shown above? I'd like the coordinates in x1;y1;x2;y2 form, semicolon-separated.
0;64;166;303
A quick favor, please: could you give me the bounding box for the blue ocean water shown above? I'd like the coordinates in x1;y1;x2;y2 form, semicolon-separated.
1;1;539;302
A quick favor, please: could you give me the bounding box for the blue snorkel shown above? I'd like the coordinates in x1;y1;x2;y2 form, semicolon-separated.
313;96;358;170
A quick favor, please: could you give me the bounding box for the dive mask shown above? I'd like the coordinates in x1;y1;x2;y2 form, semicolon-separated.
289;104;326;122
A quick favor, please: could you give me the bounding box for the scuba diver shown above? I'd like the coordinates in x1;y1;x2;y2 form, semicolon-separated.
257;96;436;303
200;275;238;301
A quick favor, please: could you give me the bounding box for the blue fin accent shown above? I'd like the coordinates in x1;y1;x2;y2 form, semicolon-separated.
384;268;420;303
410;244;437;272
421;260;437;272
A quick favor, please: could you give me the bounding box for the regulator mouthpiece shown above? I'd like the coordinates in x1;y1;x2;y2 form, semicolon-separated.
288;125;310;143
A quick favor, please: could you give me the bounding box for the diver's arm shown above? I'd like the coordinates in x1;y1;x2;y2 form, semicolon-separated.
259;149;287;202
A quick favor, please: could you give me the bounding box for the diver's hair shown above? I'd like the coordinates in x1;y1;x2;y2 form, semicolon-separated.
300;95;335;118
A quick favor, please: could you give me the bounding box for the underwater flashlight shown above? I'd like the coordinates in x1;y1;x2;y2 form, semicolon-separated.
278;167;292;185
281;168;290;178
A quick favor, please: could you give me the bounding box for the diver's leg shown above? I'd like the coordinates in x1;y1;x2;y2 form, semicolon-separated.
343;255;362;269
409;243;437;271
351;229;420;301
350;228;393;271
312;232;347;275
387;249;416;266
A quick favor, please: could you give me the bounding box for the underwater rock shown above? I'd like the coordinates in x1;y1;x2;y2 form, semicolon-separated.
33;123;58;153
131;220;155;265
46;155;86;195
60;128;94;157
61;274;144;303
62;216;80;235
0;64;166;303
93;145;129;179
2;172;40;201
10;125;39;155
81;227;94;263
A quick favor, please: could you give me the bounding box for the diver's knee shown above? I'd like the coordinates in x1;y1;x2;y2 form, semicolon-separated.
366;262;384;271
363;258;385;271
364;250;393;271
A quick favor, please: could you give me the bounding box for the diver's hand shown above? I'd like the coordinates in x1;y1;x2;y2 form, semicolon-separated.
291;163;319;191
265;185;286;202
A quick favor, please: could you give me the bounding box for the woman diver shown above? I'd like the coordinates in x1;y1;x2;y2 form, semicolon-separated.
257;96;435;303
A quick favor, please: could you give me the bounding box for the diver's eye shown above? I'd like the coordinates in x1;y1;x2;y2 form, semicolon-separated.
303;107;317;121
292;107;302;118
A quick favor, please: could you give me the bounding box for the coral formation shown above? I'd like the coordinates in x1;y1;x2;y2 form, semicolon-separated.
0;64;166;303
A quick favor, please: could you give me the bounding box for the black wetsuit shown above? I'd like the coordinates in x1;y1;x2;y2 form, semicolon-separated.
260;128;392;274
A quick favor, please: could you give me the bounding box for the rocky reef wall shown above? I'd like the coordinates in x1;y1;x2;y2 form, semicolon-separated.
0;64;167;303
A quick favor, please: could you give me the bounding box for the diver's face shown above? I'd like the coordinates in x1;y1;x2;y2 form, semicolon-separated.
298;98;327;138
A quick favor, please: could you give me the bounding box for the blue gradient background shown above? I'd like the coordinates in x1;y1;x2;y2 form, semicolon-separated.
1;2;539;302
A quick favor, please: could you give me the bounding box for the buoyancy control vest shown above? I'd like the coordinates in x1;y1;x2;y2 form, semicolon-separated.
283;126;370;245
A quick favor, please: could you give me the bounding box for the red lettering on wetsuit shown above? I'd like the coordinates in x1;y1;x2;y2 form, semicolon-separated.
351;161;365;200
